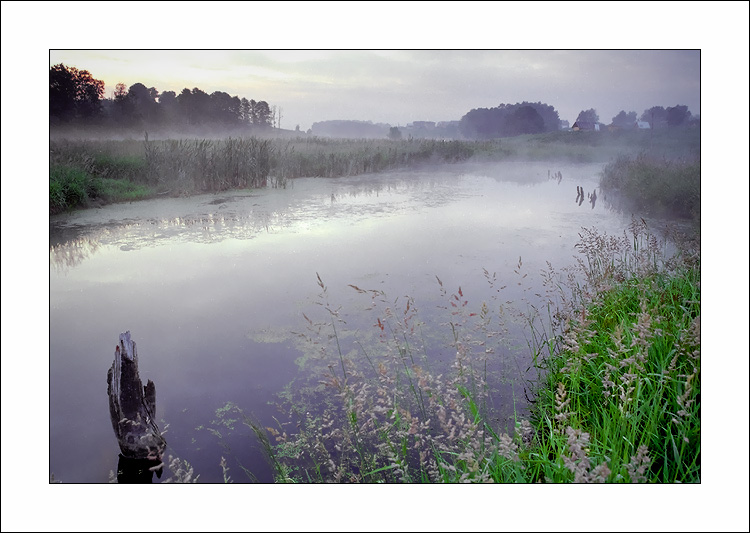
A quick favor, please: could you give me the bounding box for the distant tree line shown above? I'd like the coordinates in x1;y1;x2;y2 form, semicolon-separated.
458;101;561;140
574;105;695;130
310;120;391;139
50;63;275;131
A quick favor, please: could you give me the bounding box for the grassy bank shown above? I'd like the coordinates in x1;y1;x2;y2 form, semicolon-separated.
49;127;699;214
522;220;700;482
600;153;700;221
175;219;699;484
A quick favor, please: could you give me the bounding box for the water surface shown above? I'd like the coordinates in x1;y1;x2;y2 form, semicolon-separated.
50;160;632;482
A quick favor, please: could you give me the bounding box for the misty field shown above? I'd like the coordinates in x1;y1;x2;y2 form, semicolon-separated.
49;127;699;217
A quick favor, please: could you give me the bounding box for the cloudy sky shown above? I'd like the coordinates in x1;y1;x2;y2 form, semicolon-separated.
3;2;750;532
48;49;700;129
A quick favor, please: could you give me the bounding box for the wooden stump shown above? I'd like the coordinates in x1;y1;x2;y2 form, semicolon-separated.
107;331;166;481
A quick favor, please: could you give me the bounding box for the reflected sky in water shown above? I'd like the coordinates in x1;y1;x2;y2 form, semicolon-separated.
50;161;635;482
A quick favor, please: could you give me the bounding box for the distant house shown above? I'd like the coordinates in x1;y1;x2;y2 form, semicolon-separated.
572;121;599;131
636;121;651;130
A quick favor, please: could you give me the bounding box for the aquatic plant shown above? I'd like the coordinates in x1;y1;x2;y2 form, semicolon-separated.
600;153;700;221
229;218;700;483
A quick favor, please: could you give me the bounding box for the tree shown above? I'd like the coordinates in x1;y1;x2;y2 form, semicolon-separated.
611;110;637;128
114;83;128;100
239;97;252;125
158;90;178;125
254;100;272;128
576;108;599;124
127;83;159;125
505;105;545;135
666;105;691;127
520;101;560;132
209;91;241;125
640;106;667;129
388;126;402;140
458;101;562;139
177;87;211;125
49;63;105;122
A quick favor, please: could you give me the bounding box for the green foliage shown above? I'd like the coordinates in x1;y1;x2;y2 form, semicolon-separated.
49;165;95;214
601;153;700;220
529;263;700;482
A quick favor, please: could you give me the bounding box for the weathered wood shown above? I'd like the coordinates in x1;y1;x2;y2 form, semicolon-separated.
107;331;166;478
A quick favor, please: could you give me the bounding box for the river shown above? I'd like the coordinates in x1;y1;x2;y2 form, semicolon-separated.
49;160;635;483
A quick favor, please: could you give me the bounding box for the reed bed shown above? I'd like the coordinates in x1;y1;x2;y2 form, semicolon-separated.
600;153;701;221
143;137;272;192
49;136;479;212
49;128;698;213
270;138;476;181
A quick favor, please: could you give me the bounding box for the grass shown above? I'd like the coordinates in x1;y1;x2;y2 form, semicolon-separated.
49;163;153;215
49;126;699;214
186;218;698;483
523;219;700;482
600;153;701;221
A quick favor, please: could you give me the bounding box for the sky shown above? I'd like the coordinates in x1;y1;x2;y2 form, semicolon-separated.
2;2;750;532
48;49;700;130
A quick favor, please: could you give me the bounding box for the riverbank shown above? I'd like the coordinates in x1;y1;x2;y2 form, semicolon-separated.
49;127;699;215
183;218;700;483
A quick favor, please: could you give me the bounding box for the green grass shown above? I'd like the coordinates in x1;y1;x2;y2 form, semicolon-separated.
600;153;700;221
49;126;699;213
49;162;154;214
525;264;700;482
155;218;699;484
202;219;698;483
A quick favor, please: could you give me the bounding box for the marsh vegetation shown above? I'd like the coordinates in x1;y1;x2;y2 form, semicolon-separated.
49;125;700;483
179;219;700;483
49;127;699;217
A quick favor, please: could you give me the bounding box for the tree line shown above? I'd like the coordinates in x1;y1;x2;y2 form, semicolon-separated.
50;63;276;131
574;105;695;129
458;101;561;139
458;102;696;140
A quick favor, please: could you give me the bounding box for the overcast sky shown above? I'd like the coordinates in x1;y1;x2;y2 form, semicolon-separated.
48;49;700;129
2;2;750;531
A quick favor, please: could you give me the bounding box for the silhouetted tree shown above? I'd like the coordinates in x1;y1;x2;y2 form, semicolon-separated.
49;63;105;122
126;83;159;125
505;105;545;135
254;100;272;128
388;126;402;140
520;101;560;131
459;101;560;139
576;108;599;124
640;106;668;129
177;87;211;125
209;91;241;125
157;90;178;124
666;104;691;127
611;110;637;128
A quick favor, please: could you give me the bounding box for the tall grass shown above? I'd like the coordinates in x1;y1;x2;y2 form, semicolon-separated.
49;127;698;213
600;153;701;221
204;218;698;483
270;137;476;180
524;219;700;482
49;136;477;212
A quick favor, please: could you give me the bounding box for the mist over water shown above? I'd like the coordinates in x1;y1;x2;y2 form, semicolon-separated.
50;160;640;482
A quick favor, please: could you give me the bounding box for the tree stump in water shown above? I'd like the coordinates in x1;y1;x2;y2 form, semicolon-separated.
107;331;166;482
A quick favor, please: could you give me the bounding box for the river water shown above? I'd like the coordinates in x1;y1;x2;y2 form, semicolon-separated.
49;160;635;483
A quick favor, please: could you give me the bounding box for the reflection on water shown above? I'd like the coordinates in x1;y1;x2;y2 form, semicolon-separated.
50;161;635;482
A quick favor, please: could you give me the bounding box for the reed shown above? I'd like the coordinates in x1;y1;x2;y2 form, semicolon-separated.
216;218;698;483
600;153;701;221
